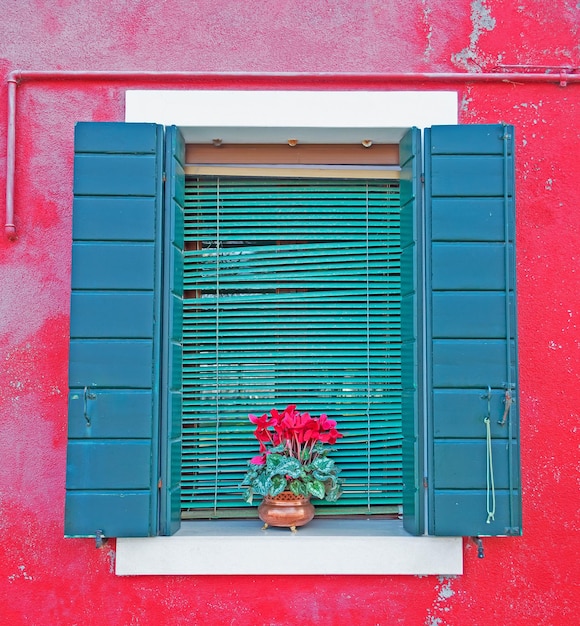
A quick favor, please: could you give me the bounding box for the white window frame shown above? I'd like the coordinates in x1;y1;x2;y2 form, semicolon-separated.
116;89;462;576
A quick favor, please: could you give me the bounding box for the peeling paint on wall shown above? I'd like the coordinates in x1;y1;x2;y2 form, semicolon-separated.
7;564;34;583
421;0;434;62
451;0;497;70
424;578;458;625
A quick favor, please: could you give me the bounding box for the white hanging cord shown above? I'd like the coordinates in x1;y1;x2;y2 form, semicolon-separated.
213;178;221;515
365;182;372;513
484;387;496;524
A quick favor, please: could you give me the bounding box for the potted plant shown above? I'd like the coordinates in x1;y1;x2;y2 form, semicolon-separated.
241;404;344;530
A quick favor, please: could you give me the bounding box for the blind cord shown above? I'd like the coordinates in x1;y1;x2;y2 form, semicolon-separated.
365;183;372;513
213;178;221;515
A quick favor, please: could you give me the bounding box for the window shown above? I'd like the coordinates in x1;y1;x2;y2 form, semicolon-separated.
65;91;521;575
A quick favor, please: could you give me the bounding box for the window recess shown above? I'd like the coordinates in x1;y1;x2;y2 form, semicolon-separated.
181;176;402;518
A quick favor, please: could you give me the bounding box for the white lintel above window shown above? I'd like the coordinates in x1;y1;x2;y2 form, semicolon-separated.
125;89;458;144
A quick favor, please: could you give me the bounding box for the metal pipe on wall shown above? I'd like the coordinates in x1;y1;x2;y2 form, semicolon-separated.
5;76;17;240
4;68;580;240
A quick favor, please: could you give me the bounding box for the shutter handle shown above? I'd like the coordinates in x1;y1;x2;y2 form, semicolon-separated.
498;389;513;426
83;387;96;426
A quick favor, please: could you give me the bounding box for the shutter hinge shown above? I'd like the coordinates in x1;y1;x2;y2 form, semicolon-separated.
422;476;428;489
162;172;166;183
420;173;425;184
158;478;163;489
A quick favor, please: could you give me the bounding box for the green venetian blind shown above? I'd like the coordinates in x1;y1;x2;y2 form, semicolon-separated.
181;176;402;517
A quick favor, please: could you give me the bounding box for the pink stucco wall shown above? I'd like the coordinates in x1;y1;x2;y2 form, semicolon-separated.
1;2;579;624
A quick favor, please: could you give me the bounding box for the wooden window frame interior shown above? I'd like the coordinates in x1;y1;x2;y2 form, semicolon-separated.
184;142;401;179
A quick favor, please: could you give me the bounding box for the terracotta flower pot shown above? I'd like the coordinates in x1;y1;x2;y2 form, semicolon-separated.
258;491;315;531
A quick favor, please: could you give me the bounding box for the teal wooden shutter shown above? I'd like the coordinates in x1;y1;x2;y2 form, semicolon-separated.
399;128;425;536
425;124;522;536
182;177;402;515
159;126;185;535
66;122;166;538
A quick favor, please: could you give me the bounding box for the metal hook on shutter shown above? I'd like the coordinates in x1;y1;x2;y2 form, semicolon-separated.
83;386;96;427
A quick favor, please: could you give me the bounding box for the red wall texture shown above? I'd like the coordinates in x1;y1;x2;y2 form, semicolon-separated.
0;2;579;625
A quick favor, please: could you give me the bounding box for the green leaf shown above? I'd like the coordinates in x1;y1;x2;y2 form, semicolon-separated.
265;453;284;470
243;488;254;505
241;467;258;486
266;454;301;478
313;470;335;484
312;442;329;455
325;479;343;502
306;479;326;500
253;472;271;497
289;480;308;497
270;475;287;497
312;456;335;474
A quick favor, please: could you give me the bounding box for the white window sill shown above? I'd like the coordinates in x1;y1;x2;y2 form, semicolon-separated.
116;519;462;576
